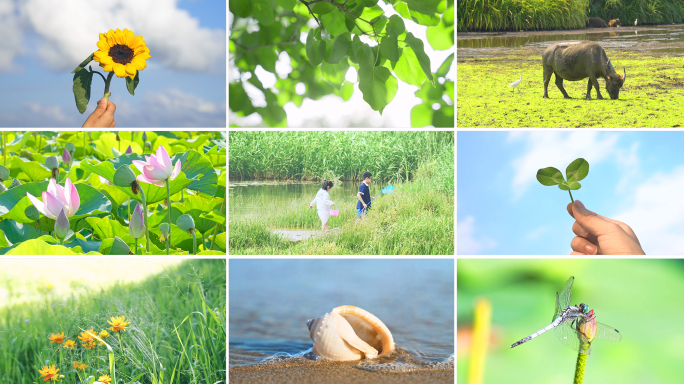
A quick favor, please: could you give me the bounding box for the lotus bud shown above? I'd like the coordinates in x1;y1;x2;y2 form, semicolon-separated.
176;214;195;233
144;141;151;150
125;145;133;155
45;156;59;171
62;149;73;167
25;205;40;221
129;204;146;239
8;178;21;189
159;223;170;239
578;310;597;343
65;142;75;156
54;209;69;240
0;165;9;181
113;165;137;188
142;132;147;141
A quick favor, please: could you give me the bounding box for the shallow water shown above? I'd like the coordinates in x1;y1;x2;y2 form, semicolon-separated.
457;25;684;58
229;259;454;372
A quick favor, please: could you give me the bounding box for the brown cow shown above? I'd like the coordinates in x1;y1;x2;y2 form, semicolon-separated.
586;17;608;28
609;19;621;27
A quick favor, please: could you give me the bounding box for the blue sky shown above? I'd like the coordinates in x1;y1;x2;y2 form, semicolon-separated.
458;131;684;255
0;0;226;127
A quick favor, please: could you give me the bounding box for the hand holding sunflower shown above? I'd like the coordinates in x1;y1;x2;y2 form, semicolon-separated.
72;28;151;114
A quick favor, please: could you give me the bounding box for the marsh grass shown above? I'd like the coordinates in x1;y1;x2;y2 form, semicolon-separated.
0;260;226;384
230;181;454;255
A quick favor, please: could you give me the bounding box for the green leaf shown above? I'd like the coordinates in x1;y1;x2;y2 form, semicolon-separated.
312;2;335;14
358;66;398;114
352;35;374;70
73;68;93;114
306;30;326;66
321;60;350;89
86;217;129;240
321;9;348;36
276;0;296;11
340;81;354;101
432;105;454;127
324;32;351;64
74;183;113;217
559;181;582;191
126;71;140;96
12;157;51;182
71;53;95;74
411;103;434;127
387;14;405;35
426;17;455;51
536;167;565;186
405;32;434;86
5;239;86;255
393;47;427;87
393;1;439;26
174;195;222;235
253;0;274;26
170;150;218;196
437;53;454;77
404;0;444;15
229;0;253;17
379;32;399;62
0;219;40;245
108;236;132;255
200;209;226;226
566;158;590;183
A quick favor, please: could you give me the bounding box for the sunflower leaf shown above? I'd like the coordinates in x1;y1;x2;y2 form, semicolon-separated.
126;71;140;96
72;53;95;74
73;68;93;114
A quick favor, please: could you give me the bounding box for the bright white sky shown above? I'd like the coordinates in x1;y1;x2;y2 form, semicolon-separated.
228;1;454;128
458;131;684;255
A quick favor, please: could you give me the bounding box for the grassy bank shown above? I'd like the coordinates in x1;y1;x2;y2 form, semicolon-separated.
457;52;684;127
230;181;454;255
229;131;454;182
457;0;684;31
0;260;226;384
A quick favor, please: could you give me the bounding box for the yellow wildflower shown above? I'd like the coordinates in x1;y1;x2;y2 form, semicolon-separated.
99;330;110;339
48;332;66;344
98;375;112;384
72;361;87;371
38;365;60;382
78;328;98;350
63;339;76;349
108;315;130;333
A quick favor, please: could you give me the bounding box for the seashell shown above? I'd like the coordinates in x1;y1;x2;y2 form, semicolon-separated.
306;305;395;361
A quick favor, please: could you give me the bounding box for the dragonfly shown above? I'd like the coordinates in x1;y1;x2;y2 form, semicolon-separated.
510;276;621;354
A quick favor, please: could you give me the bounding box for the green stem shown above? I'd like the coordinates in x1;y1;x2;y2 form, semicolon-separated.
134;238;138;255
210;198;226;250
166;179;172;255
59;238;63;246
83;131;86;159
569;190;575;203
38;220;42;237
37;133;41;151
191;230;197;255
104;71;114;101
2;131;5;166
201;232;206;252
138;187;150;252
573;348;588;384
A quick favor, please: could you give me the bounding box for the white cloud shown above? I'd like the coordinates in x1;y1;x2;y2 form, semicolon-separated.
613;166;684;254
457;216;496;255
509;132;621;199
123;88;225;126
26;102;67;122
0;2;23;71
13;0;224;72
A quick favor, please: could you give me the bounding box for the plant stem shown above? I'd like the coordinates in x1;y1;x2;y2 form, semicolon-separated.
201;232;206;252
573;348;588;384
569;190;575;203
59;238;63;246
83;131;86;159
134;238;138;255
165;179;172;255
210;198;226;250
138;187;150;252
104;71;114;101
191;230;197;255
2;131;5;166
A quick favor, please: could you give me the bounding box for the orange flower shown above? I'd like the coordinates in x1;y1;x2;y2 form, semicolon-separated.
108;316;130;333
98;375;112;384
78;328;98;350
72;360;88;371
48;332;66;344
38;365;60;382
99;330;110;339
63;340;76;349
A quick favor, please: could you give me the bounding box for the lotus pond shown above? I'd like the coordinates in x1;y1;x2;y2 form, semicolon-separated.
0;131;226;255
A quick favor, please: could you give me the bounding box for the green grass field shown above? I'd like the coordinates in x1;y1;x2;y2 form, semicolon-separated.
457;52;684;127
0;259;226;384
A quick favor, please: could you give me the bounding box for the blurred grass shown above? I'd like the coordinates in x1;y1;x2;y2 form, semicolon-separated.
457;259;684;383
0;259;226;384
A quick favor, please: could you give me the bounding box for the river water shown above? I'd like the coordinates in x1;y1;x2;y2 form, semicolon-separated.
458;24;684;58
229;259;454;372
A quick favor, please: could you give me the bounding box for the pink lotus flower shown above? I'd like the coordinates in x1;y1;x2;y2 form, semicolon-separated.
132;145;181;187
98;176;114;186
26;178;80;219
129;203;146;239
62;149;73;167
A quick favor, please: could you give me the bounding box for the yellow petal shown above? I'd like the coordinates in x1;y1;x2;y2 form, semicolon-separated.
125;63;136;76
113;63;126;78
131;56;147;70
134;46;149;56
98;55;114;65
116;28;126;45
96;39;111;51
128;35;144;49
124;29;134;46
106;31;117;47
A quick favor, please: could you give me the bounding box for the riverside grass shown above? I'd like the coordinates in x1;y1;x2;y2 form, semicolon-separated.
458;0;684;31
0;259;226;384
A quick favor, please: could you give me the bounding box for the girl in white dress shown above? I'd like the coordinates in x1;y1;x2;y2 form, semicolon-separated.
309;180;335;231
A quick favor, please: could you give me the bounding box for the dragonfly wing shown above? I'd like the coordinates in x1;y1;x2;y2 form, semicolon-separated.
554;321;581;352
558;276;574;309
596;322;622;342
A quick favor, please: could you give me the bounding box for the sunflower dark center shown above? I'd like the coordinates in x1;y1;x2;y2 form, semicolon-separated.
109;44;134;64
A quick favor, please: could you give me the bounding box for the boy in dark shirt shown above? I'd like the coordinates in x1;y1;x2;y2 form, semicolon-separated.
356;171;374;218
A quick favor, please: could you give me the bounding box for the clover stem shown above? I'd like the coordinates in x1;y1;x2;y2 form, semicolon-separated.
138;187;150;252
210;197;225;251
569;190;575;203
165;179;172;255
104;71;114;101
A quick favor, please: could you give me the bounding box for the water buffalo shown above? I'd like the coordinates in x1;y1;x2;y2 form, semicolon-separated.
609;18;621;27
542;41;626;100
586;17;608;28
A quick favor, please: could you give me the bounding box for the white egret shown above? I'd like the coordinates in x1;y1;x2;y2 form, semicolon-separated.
634;18;638;26
509;74;522;93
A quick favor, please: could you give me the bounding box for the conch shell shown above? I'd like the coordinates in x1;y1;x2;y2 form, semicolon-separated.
306;305;395;361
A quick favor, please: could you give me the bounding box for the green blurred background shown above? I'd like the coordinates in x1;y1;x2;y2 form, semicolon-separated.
457;259;684;383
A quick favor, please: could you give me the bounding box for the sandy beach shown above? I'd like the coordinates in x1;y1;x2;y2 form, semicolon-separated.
229;361;454;384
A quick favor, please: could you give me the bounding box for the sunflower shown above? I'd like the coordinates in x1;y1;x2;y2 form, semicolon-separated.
63;339;76;349
108;315;130;333
38;365;60;382
93;28;151;79
98;375;112;384
48;332;66;344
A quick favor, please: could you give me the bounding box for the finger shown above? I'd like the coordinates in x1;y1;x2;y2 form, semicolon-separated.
567;202;575;218
571;236;600;255
572;221;599;244
102;101;116;119
92;97;108;116
570;251;589;255
594;214;639;240
571;200;622;238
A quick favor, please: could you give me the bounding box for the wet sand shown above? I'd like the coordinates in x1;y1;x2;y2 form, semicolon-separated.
229;361;454;384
